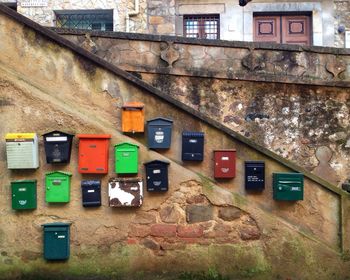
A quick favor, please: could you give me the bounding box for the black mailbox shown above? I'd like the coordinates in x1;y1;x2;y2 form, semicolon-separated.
81;180;101;207
245;161;265;190
182;132;204;161
147;117;173;149
144;160;170;192
43;130;74;164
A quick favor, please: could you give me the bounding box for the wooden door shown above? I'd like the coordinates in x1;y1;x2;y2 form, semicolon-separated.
282;15;311;45
253;15;281;43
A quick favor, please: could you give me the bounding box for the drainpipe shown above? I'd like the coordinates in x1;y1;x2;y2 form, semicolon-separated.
126;0;140;32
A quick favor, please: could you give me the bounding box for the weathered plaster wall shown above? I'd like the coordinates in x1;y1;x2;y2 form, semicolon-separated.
334;0;350;48
56;31;350;185
0;8;349;279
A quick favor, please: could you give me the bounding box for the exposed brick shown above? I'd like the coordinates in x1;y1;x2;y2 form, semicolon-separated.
126;238;138;245
186;205;213;223
151;224;177;237
128;224;151;238
218;207;242;221
239;226;261;241
142;238;160;250
177;225;204;238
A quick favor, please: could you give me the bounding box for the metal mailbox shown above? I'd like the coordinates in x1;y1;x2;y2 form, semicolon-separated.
42;222;70;260
144;160;170;192
273;172;304;201
147;117;173;149
43;130;74;164
182;131;204;161
115;142;139;174
45;171;72;203
122;102;145;133
214;150;236;178
11;180;37;210
81;180;101;207
108;178;143;207
245;161;265;190
77;134;111;174
5;133;39;169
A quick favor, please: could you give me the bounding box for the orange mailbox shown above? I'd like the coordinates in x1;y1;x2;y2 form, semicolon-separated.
77;134;111;174
122;102;145;133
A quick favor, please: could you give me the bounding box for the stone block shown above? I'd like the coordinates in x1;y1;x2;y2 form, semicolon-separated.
151;224;177;237
160;205;183;223
218;207;242;221
128;224;151;238
142;238;160;250
134;211;157;224
186;205;213;223
149;16;165;25
239;226;261;241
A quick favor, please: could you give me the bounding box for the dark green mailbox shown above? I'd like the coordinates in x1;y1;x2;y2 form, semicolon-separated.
45;171;72;203
42;222;70;260
11;180;37;210
273;172;304;201
115;142;139;174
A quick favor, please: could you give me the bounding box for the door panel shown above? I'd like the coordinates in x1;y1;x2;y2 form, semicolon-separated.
282;15;311;45
253;16;281;43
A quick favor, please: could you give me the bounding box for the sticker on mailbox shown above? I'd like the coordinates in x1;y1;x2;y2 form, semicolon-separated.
153;169;161;174
189;139;197;143
155;131;164;143
87;190;95;193
19;200;27;205
46;136;68;142
18;188;26;192
221;157;229;161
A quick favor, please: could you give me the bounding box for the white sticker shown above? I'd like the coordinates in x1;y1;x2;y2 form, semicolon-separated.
291;187;300;191
221;157;229;161
153;169;161;174
57;235;65;239
18;188;26;192
19;200;27;205
46;136;68;142
189;139;197;143
87;190;95;193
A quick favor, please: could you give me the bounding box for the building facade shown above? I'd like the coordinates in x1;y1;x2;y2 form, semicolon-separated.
1;0;349;48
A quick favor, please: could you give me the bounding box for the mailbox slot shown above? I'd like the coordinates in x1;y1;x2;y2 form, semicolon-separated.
214;150;236;178
81;180;101;207
144;160;170;192
182;132;204;161
147;117;173;149
43;131;74;164
245;161;265;190
273;172;304;201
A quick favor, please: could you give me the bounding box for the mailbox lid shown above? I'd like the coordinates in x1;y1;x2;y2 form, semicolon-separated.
81;180;101;207
273;172;304;201
11;180;37;210
77;134;111;174
5;133;39;169
45;171;72;203
115;142;139;174
213;150;236;178
122;102;145;133
182;132;205;161
42;222;70;260
108;178;143;207
144;160;170;192
43;130;74;164
147;118;173;149
245;161;265;190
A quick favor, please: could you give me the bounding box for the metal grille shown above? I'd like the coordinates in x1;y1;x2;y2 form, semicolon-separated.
184;15;220;40
55;10;113;31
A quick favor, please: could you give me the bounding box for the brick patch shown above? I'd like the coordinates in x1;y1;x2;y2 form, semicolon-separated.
151;224;177;237
177;225;203;238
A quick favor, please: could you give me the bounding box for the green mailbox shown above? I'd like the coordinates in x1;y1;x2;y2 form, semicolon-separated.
42;222;70;260
45;171;72;203
115;142;139;174
273;172;304;201
11;180;37;210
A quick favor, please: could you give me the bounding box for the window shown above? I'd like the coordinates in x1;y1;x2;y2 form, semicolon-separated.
184;15;220;40
55;10;113;31
253;13;312;46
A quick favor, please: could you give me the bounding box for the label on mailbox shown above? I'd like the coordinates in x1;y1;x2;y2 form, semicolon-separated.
189;139;197;143
153;169;161;174
18;188;26;192
221;157;229;161
46;136;68;142
19;200;27;205
155;131;164;143
87;190;95;193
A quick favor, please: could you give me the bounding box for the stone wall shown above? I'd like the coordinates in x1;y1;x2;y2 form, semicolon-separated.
334;0;350;48
56;30;350;185
0;7;350;279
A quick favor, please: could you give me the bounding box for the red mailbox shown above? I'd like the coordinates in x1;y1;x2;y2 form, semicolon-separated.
77;134;111;174
214;150;236;179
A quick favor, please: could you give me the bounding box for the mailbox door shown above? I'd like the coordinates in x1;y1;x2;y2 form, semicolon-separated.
44;139;71;164
115;148;138;174
182;134;204;161
109;179;143;207
122;109;144;133
273;173;304;201
79;139;108;174
82;181;101;207
11;181;37;210
46;176;70;203
44;226;70;260
148;125;172;149
245;161;265;190
214;151;236;178
6;141;37;169
146;165;168;192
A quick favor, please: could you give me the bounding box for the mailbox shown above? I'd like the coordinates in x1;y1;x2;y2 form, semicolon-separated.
214;150;236;178
45;171;72;203
43;130;74;164
144;160;170;192
147;118;173;149
42;222;70;260
11;180;37;210
5;133;39;169
273;172;304;201
81;180;101;207
122;102;145;133
182;132;204;161
108;178;143;207
77;134;111;174
245;161;265;190
115;142;139;174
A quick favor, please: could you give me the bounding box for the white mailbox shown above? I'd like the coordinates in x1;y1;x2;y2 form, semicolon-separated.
5;133;39;169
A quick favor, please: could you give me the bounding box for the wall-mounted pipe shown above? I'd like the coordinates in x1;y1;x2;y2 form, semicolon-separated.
126;0;140;32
